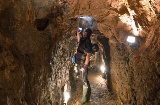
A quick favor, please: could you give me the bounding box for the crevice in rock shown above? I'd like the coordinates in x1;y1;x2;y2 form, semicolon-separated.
35;18;49;31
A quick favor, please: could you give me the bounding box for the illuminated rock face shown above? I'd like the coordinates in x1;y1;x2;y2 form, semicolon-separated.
0;0;160;105
65;0;160;104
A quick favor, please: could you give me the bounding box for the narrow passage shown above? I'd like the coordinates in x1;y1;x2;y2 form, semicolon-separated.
70;69;118;105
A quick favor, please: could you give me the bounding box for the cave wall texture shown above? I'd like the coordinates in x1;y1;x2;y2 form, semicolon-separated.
0;0;160;105
0;0;67;104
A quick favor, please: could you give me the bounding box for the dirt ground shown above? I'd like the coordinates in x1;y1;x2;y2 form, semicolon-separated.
68;69;119;105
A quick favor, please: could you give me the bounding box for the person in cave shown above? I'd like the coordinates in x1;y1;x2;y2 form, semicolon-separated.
75;28;92;104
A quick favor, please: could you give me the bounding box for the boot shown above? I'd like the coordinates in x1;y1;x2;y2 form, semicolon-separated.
79;85;88;104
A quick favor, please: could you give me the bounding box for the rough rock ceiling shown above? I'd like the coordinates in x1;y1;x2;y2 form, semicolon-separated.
65;0;160;60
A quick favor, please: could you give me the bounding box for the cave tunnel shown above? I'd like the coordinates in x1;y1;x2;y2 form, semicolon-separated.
66;15;113;104
0;0;160;105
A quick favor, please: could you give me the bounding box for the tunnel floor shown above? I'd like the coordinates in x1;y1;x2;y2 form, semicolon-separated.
69;69;119;105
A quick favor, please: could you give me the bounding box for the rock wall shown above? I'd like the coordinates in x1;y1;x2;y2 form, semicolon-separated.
49;32;77;104
110;42;160;105
0;0;68;104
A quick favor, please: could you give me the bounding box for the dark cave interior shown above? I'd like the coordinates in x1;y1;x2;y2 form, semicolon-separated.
0;0;160;105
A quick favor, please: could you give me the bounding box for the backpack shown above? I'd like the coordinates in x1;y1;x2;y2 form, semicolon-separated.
92;44;99;54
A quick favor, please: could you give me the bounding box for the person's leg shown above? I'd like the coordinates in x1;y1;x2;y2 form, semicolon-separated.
79;67;91;104
82;67;88;86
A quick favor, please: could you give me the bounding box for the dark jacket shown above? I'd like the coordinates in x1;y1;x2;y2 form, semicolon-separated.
76;37;92;65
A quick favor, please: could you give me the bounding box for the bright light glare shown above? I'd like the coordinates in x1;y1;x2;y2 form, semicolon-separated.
100;65;106;73
78;27;82;31
127;36;135;43
119;9;142;36
64;92;70;103
79;16;92;22
79;16;89;19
